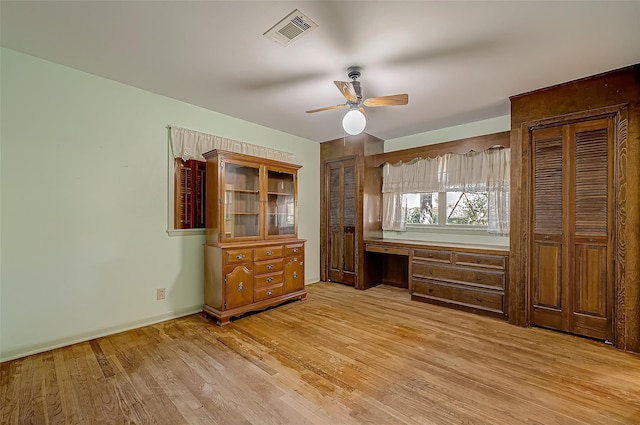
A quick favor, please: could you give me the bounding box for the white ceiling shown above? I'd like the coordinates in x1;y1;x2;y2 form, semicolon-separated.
2;1;639;142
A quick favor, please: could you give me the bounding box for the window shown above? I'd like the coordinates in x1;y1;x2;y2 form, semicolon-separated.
405;192;489;227
174;158;206;229
381;148;510;233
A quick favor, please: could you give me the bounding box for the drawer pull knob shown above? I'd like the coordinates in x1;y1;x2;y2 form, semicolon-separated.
293;248;298;253
267;290;273;296
237;282;244;291
293;271;298;279
236;254;244;260
267;264;273;270
543;235;551;240
476;276;482;281
267;250;273;256
588;238;595;243
428;254;433;258
267;277;274;283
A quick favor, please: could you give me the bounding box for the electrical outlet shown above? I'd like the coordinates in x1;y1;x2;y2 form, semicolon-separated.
156;288;166;300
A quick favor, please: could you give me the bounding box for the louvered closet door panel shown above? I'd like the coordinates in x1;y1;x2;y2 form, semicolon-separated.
530;127;565;330
326;160;357;285
342;165;356;274
574;121;610;237
571;118;614;341
328;166;342;274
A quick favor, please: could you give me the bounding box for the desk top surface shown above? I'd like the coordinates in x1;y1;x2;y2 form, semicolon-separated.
364;237;510;255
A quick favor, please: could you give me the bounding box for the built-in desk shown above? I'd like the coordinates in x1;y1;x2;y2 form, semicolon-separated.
364;238;510;319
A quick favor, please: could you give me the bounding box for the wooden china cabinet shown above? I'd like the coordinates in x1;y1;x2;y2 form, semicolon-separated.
202;150;306;325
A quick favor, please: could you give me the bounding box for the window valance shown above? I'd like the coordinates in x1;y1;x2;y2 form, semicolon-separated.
382;149;510;194
169;126;295;163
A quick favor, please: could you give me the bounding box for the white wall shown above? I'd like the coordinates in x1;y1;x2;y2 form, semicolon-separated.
0;48;320;361
383;116;511;246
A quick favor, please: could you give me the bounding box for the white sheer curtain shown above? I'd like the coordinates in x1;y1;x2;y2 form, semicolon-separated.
169;126;295;163
381;148;510;234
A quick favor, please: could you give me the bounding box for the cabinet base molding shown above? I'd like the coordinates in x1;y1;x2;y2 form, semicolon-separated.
203;289;307;326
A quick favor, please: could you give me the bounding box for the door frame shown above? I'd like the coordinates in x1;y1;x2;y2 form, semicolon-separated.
515;104;629;346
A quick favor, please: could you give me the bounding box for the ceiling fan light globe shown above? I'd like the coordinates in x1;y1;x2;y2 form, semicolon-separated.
342;109;366;135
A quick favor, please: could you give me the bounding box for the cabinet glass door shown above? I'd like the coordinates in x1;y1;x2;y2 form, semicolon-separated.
222;162;261;239
266;169;296;237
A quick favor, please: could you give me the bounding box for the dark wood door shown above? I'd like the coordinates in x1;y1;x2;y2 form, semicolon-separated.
529;118;614;341
326;160;357;286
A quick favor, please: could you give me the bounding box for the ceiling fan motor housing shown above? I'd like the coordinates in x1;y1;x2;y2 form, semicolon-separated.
347;66;361;80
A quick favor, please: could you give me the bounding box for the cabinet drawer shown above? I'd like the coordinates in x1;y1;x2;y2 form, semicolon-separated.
224;248;253;265
254;245;284;261
255;271;283;288
366;244;409;256
254;258;284;275
412;262;505;289
412;278;504;314
455;252;506;269
413;249;452;263
254;283;284;302
285;243;304;257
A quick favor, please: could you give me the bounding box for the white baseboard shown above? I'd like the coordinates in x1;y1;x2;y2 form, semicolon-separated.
0;304;203;363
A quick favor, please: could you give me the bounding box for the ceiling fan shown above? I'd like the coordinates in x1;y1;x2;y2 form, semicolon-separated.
306;66;409;135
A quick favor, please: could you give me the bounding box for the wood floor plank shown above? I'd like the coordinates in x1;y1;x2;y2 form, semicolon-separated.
2;282;640;424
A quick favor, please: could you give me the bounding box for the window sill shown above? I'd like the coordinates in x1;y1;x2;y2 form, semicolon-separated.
404;224;490;236
167;228;206;237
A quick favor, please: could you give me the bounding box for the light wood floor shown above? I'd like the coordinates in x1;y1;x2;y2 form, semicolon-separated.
2;282;640;424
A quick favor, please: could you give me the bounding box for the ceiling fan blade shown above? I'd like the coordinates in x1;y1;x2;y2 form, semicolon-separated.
334;81;358;103
358;106;368;120
363;94;408;107
305;104;346;114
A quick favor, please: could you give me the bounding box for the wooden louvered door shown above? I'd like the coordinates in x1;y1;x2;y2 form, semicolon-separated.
530;117;614;341
530;126;565;330
326;159;357;286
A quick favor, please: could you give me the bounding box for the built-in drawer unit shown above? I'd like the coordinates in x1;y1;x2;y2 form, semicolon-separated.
412;262;505;290
412;278;505;315
366;244;410;256
413;248;452;263
410;246;508;318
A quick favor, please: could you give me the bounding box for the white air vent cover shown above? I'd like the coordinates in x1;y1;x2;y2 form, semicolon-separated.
264;9;318;47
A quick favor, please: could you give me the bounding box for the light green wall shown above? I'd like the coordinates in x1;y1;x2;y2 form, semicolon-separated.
383;116;511;246
384;115;511;152
0;48;320;361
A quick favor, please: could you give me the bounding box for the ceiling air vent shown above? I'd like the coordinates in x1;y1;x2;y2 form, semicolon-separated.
263;9;318;47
